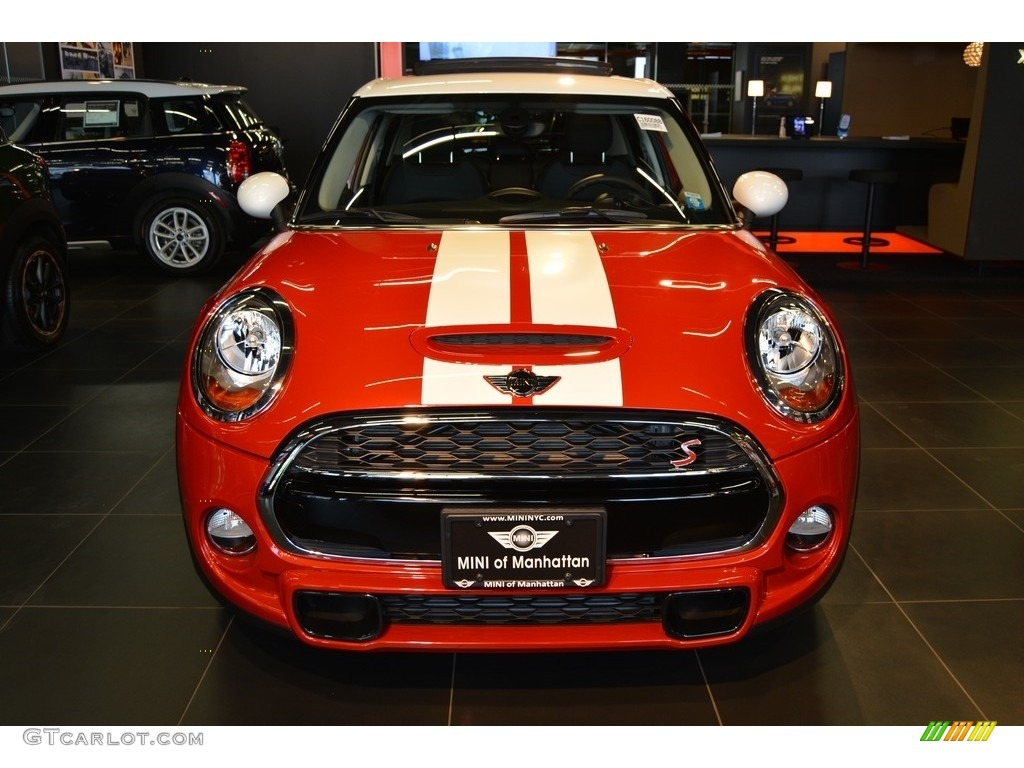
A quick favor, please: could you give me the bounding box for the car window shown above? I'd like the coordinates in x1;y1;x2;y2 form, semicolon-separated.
57;96;150;141
299;94;728;227
215;95;264;131
0;99;46;143
151;96;221;135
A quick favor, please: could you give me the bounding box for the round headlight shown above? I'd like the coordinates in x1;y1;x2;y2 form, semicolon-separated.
747;291;843;422
759;307;821;375
215;309;282;376
193;289;293;421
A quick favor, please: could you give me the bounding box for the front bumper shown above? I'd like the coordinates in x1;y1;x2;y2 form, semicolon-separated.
177;411;858;651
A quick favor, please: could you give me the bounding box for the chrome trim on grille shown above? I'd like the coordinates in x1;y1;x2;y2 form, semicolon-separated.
258;409;782;564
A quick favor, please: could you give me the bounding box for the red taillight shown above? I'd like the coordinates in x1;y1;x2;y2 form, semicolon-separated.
227;140;252;184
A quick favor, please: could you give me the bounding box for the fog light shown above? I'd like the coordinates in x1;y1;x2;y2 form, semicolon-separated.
206;508;256;554
786;506;834;552
294;592;384;642
663;589;749;639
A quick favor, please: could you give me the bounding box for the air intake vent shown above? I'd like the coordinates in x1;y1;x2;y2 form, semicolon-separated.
409;324;631;365
432;333;613;347
383;592;661;625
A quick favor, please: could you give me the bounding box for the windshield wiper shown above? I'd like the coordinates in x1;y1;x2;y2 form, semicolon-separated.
498;206;649;225
299;208;423;224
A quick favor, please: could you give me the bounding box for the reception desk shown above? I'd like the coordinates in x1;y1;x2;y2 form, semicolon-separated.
703;135;966;232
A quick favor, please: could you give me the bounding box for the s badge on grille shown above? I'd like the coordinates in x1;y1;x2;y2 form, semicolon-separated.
485;369;560;397
671;438;702;469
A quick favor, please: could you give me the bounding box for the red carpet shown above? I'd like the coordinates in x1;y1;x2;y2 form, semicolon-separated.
755;231;943;255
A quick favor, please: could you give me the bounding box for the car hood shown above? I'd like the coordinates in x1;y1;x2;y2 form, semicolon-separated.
191;227;854;458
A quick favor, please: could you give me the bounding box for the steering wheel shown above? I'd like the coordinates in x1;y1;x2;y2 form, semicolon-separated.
487;186;543;201
567;173;650;201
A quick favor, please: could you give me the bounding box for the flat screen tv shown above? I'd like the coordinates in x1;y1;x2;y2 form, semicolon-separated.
419;42;558;61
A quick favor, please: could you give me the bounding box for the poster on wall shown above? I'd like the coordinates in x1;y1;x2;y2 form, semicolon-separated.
752;44;808;115
59;42;135;80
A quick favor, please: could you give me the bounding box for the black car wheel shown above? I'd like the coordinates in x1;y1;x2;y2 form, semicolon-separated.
142;198;224;275
2;235;70;350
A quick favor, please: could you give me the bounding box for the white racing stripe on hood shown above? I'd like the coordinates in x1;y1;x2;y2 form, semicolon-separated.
420;230;623;406
423;231;512;326
422;231;513;404
525;231;623;406
525;231;617;326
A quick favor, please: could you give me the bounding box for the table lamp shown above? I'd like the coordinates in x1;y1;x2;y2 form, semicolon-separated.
748;80;764;135
815;80;832;136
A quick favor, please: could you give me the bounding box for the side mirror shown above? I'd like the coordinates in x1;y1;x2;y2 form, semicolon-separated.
238;172;291;229
732;171;788;227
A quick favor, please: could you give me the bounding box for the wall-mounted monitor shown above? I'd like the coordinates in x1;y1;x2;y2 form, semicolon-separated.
418;42;557;61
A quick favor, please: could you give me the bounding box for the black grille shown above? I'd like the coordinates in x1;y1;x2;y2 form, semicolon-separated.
261;409;778;562
382;593;661;625
288;413;751;476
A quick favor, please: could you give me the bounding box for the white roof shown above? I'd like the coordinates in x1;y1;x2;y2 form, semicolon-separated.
0;80;246;98
354;71;675;101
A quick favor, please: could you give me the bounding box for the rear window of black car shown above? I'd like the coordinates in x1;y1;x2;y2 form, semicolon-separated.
152;96;221;135
215;95;264;131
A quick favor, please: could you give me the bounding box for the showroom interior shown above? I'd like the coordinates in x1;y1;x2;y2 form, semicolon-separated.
0;40;1022;728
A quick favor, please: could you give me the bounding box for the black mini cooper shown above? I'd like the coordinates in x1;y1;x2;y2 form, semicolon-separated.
0;80;287;275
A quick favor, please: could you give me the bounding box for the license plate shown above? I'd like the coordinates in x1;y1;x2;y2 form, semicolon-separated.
441;508;606;589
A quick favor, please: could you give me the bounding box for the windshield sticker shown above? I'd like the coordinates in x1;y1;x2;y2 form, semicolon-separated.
634;114;668;132
684;191;706;211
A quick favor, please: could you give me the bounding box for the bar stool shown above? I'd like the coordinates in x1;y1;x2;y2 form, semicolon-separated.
843;169;899;269
757;167;803;251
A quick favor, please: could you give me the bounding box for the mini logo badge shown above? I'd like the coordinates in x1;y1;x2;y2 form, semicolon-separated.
488;525;559;552
671;438;702;469
485;369;560;397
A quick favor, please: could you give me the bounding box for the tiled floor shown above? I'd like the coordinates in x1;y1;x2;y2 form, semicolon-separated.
1;247;1022;726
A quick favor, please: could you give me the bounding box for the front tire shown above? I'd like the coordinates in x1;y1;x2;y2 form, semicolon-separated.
2;235;70;350
142;198;224;275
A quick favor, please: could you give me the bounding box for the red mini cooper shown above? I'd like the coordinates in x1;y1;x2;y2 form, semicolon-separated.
177;58;858;651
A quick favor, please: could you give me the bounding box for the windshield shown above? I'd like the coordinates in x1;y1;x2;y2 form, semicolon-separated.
297;93;733;227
